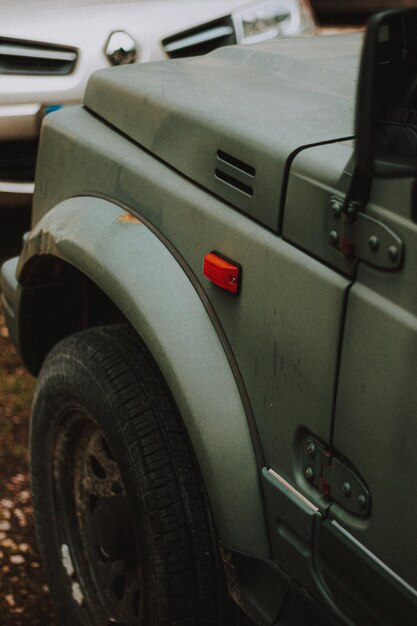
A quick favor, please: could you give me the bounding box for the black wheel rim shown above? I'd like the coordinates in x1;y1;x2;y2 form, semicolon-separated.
53;411;143;625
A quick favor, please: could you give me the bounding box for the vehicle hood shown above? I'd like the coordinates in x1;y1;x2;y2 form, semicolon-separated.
85;34;361;229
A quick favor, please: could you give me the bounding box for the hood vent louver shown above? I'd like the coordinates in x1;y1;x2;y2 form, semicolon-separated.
215;150;255;198
0;39;77;75
162;16;236;59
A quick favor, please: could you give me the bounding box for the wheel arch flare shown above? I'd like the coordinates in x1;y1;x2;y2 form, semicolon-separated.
13;195;271;560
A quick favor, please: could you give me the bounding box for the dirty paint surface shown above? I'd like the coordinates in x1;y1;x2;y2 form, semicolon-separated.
117;212;142;224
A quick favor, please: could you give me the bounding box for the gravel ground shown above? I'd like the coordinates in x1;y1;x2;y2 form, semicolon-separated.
0;227;57;624
0;310;57;625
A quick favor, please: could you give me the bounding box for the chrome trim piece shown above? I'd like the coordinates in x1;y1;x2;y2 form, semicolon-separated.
268;468;319;512
0;103;41;141
0;181;35;194
0;103;40;118
105;31;137;66
331;520;417;599
0;43;76;63
163;25;234;53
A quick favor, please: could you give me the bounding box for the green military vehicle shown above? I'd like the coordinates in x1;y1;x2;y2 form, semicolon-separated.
2;7;417;626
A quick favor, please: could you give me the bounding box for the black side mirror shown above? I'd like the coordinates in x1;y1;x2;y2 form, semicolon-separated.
356;8;417;181
339;9;417;258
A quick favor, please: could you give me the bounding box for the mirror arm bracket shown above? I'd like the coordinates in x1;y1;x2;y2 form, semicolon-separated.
329;192;404;271
340;166;372;258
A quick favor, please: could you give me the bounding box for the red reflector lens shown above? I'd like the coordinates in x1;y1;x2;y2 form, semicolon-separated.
203;252;240;294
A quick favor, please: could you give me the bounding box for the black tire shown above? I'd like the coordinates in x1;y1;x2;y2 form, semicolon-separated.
30;324;247;626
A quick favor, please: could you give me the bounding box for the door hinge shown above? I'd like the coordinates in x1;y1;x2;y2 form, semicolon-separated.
300;433;371;517
327;195;404;270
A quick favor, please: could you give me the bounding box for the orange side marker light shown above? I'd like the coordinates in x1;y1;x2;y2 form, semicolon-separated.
203;251;241;294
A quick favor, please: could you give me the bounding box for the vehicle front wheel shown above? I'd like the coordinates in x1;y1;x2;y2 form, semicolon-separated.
30;324;244;625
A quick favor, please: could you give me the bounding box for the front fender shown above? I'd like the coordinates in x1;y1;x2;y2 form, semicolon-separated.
18;195;270;559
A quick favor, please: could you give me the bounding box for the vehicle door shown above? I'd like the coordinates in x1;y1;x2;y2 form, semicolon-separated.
320;174;417;626
279;120;417;623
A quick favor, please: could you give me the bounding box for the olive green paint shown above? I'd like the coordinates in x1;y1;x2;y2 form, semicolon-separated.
19;195;270;558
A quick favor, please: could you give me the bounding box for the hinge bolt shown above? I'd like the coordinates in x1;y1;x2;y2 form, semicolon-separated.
330;197;342;218
306;441;316;457
368;235;379;251
342;481;352;497
328;230;339;247
357;494;367;509
388;245;399;262
304;467;314;481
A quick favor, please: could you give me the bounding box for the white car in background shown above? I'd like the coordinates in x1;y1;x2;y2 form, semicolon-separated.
0;0;315;210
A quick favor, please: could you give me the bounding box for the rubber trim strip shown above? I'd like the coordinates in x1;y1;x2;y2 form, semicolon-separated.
74;191;266;475
277;135;355;234
331;520;417;600
84;106;351;238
